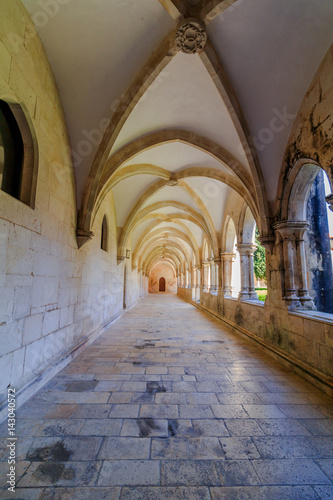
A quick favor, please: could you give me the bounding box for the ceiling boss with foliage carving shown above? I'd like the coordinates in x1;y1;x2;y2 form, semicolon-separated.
175;18;207;54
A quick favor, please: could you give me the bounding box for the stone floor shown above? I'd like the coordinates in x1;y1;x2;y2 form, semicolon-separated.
1;293;333;499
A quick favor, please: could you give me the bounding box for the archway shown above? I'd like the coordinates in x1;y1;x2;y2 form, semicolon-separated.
159;277;166;292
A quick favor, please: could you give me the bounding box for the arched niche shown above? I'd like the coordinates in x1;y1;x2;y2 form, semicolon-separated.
0;98;38;208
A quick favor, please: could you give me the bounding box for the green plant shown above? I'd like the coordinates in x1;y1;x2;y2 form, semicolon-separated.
254;227;266;281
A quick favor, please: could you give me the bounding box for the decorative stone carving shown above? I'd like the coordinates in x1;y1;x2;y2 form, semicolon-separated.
175;19;207;54
167;174;178;186
76;229;94;249
258;235;275;254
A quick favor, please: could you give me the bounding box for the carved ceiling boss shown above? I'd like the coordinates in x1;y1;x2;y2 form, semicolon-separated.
175;18;207;54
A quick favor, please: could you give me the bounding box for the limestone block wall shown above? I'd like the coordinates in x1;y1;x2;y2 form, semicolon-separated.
282;45;333;178
149;263;177;293
0;1;146;419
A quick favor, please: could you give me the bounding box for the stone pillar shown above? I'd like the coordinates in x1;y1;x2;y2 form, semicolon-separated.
187;268;191;289
237;243;259;301
274;223;300;309
273;221;316;310
215;258;220;292
177;273;181;288
195;266;201;302
221;252;235;297
191;267;196;300
202;261;209;293
209;259;218;294
294;224;316;310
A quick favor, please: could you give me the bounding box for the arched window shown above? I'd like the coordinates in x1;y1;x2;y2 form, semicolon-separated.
0;100;37;207
101;215;108;251
306;169;333;313
279;161;333;312
222;217;241;298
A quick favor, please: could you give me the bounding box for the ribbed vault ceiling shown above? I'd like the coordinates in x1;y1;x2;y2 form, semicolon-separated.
22;0;333;276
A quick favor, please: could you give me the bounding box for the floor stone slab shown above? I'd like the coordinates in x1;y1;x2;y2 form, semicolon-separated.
161;459;220;486
210;485;320;499
252;458;331;485
98;460;160;486
98;437;150;460
214;460;260;486
120;486;211;499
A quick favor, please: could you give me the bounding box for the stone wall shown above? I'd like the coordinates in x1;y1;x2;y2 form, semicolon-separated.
0;1;146;420
149;263;177;293
179;275;333;396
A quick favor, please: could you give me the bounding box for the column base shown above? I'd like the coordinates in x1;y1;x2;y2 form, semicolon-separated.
239;289;260;301
299;295;317;310
283;294;302;310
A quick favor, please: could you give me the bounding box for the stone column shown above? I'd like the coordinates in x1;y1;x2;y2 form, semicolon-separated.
195;266;201;302
191;266;196;300
294;223;316;310
209;259;218;294
215;258;220;292
237;243;259;301
202;261;209;293
221;252;235;297
187;268;191;289
274;221;303;309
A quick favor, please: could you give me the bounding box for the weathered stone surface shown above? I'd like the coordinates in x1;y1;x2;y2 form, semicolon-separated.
3;291;333;497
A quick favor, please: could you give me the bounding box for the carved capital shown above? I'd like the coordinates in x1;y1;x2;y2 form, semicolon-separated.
258;235;275;253
175;18;207;54
76;229;94;249
221;252;236;262
273;221;309;242
236;243;257;256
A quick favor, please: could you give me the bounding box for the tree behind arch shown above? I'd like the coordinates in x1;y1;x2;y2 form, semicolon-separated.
254;227;266;281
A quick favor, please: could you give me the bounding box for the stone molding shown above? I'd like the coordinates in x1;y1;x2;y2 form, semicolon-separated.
76;229;94;249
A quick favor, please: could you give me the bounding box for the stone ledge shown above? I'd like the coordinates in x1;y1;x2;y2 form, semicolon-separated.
239;299;265;307
290;309;333;325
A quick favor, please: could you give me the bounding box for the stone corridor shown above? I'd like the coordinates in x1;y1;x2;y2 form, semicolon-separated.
1;293;333;499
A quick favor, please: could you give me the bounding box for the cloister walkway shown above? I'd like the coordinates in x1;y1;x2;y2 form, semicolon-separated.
1;293;333;499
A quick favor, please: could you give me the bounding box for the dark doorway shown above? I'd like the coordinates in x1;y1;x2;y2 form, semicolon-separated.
159;277;165;292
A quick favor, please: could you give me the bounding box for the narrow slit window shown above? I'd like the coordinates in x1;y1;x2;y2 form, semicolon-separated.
101;215;108;251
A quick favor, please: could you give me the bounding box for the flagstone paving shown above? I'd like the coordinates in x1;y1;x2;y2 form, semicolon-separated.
1;293;333;499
